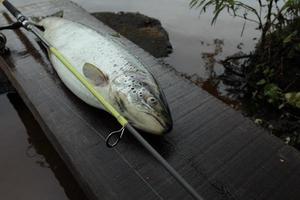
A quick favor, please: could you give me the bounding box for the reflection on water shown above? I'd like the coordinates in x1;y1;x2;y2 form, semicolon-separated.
71;0;259;103
72;0;259;76
0;93;87;200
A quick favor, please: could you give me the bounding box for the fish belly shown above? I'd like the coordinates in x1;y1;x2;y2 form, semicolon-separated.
42;18;126;110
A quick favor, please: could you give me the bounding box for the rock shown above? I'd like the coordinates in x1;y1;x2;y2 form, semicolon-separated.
92;12;172;58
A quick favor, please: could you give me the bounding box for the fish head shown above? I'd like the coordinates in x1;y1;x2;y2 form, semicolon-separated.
113;74;173;135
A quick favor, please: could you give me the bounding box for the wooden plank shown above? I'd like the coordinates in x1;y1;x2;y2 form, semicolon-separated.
207;135;286;200
240;146;300;200
1;1;300;200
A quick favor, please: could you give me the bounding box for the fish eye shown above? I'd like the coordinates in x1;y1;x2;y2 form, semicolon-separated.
147;97;157;105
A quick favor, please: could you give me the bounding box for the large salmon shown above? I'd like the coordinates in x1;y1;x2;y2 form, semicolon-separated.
38;15;172;135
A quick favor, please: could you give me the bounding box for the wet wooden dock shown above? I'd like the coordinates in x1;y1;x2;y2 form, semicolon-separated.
1;1;300;200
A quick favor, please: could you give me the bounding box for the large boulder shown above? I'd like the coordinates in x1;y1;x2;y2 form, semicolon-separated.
92;12;173;58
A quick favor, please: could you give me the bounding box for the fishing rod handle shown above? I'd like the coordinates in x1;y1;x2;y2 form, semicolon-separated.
2;0;22;19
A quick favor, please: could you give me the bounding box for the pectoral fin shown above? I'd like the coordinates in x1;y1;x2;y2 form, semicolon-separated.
83;63;109;86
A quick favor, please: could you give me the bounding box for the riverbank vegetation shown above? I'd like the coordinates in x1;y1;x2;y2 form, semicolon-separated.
190;0;300;149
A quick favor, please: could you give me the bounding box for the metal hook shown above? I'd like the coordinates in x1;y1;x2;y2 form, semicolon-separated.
105;126;126;148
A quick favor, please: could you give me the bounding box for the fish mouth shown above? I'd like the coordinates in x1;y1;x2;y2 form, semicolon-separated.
145;112;172;134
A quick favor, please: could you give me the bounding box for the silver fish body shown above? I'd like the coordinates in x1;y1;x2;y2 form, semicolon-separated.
39;17;172;135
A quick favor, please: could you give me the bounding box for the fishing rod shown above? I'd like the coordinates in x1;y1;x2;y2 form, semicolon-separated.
0;1;204;199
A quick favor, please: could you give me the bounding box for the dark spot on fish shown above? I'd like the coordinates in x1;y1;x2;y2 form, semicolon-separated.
149;97;156;103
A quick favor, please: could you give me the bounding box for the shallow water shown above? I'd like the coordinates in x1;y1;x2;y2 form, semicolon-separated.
0;93;87;200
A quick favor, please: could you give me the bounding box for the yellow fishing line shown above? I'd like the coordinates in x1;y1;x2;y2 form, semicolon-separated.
50;47;128;127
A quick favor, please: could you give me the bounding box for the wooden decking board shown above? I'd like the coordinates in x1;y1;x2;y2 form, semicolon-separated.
156;70;180;88
268;160;300;200
194;122;261;174
149;62;173;73
167;83;198;103
170;112;252;177
1;56;163;200
240;146;300;200
169;90;213;120
165;109;248;166
160;75;203;101
174;103;230;136
1;1;300;200
208;135;285;199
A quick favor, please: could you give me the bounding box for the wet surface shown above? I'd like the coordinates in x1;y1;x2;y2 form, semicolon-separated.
0;93;88;200
0;0;260;199
0;1;300;200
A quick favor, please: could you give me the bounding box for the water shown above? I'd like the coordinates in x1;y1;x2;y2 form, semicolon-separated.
71;0;259;78
7;0;259;78
0;93;87;200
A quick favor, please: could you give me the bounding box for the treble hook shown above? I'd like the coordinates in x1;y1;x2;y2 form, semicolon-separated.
105;126;126;148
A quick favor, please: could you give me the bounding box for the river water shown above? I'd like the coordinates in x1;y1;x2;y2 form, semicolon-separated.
0;0;260;199
8;0;259;78
0;93;88;200
75;0;259;78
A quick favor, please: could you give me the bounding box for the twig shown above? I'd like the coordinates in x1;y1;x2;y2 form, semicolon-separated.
229;13;260;24
222;54;251;63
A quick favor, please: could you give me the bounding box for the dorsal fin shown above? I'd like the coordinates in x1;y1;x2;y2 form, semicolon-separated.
82;63;109;86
